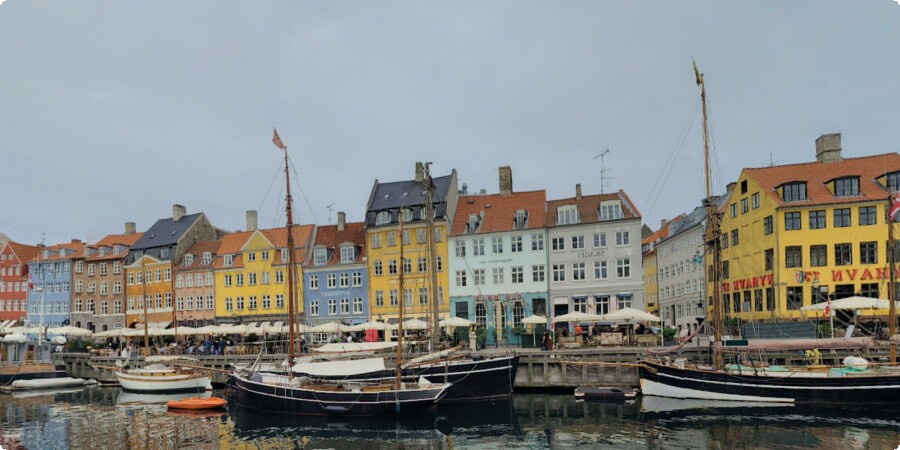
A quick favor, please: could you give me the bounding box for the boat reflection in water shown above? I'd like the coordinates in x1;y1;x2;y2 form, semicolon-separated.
116;389;211;405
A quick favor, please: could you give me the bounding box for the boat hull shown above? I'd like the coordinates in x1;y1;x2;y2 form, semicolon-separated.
294;355;519;401
0;364;67;385
230;373;450;416
639;361;900;404
115;372;212;394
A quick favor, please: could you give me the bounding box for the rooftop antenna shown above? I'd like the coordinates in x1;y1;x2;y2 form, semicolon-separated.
593;148;611;194
325;203;335;223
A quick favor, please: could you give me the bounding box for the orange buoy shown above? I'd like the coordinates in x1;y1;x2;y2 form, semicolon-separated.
166;397;226;410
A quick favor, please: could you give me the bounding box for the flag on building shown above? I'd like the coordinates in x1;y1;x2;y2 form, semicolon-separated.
823;300;831;318
27;275;34;291
272;128;286;150
890;193;900;222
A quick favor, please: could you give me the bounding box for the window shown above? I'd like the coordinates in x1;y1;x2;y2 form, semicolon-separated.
834;177;860;197
87;282;96;293
615;231;630;246
571;235;584;249
730;204;737;218
340;246;355;263
390;290;398;306
327;273;336;288
860;241;878;264
782;182;807;202
859;206;876;226
328;299;337;315
249;296;258;310
340;298;350;314
281;248;288;262
260;271;269;285
75;261;84;273
416;256;427;273
114;300;122;314
310;301;319;316
275;271;284;283
834;208;851;228
809;210;825;229
616;258;631;278
262;295;271;309
835;243;852;265
203;252;214;264
473;269;485;286
557;206;579;225
514;210;528;229
164;268;171;281
595;295;610;315
375;290;384;307
761;215;773;235
436;256;443;272
552;264;565;282
225;297;233;311
475;303;487;327
402;230;410;245
75;280;83;293
275;294;284;309
386;232;396;247
99;282;108;295
184;273;193;287
224;274;232;287
314;248;327;266
573;296;587;313
388;260;397;275
353;297;363;314
531;234;544;250
473;239;485;256
309;275;318;289
416;229;426;244
418;288;428;305
600;202;622;220
594;261;608;279
785;212;801;230
786;286;803;310
371;234;381;249
593;233;607;248
731;229;739;246
235;273;244;286
455;241;466;257
206;296;214;310
616;293;633;310
511;266;524;283
455;270;467;287
402;258;411;274
339;272;349;287
433;227;442;242
224;255;233;266
492;237;503;254
492;267;504;284
98;262;108;275
352;272;362;286
751;192;759;209
532;265;545;282
373;260;383;276
248;272;257;285
741;198;748;214
785;246;802;268
511;236;523;252
513;301;524;328
810;245;827;267
113;281;121;294
551;237;565;251
572;262;585;280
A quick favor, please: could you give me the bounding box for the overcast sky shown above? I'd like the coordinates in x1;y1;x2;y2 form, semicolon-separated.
2;1;899;246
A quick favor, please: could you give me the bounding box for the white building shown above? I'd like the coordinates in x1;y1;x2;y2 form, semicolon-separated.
656;206;707;332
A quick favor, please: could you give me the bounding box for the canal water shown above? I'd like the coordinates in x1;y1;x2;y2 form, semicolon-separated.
1;387;899;449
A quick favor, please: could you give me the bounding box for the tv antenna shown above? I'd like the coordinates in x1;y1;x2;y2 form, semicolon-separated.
593;148;611;194
326;203;335;223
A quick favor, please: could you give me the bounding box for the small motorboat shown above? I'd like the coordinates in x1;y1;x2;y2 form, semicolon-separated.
574;386;637;401
166;396;227;411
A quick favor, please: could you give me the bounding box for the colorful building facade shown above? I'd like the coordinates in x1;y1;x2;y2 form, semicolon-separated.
714;134;900;322
25;240;84;328
0;241;38;326
174;239;221;327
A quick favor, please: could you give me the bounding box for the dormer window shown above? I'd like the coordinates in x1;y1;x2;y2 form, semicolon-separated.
887;172;900;192
224;254;233;267
781;182;807;202
599;201;622;221
281;248;289;262
466;214;481;233
201;252;212;265
514;210;528;230
402;208;413;222
183;254;194;267
375;211;391;225
314;247;327;266
340;245;355;264
557;206;579;225
114;245;121;254
834;176;859;197
43;249;50;258
98;247;106;257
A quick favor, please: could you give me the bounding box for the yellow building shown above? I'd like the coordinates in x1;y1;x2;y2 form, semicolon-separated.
714;134;900;322
214;225;314;323
365;164;458;323
641;222;673;316
124;255;174;328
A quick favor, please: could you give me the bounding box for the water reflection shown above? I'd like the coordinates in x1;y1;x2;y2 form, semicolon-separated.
0;389;898;449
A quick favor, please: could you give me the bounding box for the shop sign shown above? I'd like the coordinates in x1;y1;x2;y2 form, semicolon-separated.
476;293;524;301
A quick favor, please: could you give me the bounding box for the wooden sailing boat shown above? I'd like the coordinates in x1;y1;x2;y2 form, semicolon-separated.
638;61;900;404
229;130;451;415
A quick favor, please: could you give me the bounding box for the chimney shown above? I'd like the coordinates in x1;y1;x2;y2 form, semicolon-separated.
460;183;468;195
71;239;81;244
660;219;667;229
498;166;513;195
172;204;187;222
576;183;582;201
337;211;346;231
815;133;842;163
125;222;136;235
246;210;258;231
415;162;424;183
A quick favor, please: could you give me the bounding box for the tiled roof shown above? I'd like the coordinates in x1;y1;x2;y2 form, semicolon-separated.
95;232;144;248
175;240;221;270
83;232;145;261
449;190;547;236
215;231;255;256
32;241;85;262
744;153;900;207
263;225;315;264
131;213;203;250
546;190;641;227
5;241;40;264
308;222;366;266
367;174;453;212
641;217;677;247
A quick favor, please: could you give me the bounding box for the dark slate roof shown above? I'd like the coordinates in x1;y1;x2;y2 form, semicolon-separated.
367;175;453;212
131;213;203;250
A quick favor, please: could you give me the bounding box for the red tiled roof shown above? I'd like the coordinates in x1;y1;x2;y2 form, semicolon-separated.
31;241;85;262
308;222;366;266
176;240;222;270
546;190;641;227
449;190;547;236
641;214;685;246
94;232;144;247
744;153;900;207
263;225;315;264
5;242;40;264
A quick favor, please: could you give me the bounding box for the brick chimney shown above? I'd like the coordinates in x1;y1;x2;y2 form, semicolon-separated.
337;211;346;231
660;219;667;229
498;166;513;195
815;133;842;163
415;162;424;183
246;210;258;231
172;204;187;222
576;183;582;201
125;222;136;235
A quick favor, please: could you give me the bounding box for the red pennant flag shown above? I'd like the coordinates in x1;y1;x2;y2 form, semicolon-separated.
272;128;286;150
889;193;900;223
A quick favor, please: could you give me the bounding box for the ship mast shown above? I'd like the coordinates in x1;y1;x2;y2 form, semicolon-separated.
395;207;406;390
889;192;897;366
422;162;441;351
695;60;723;370
284;146;298;376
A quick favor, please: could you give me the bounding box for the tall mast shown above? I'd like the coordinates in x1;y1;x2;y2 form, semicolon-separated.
889;192;897;366
142;255;148;355
422;162;441;351
695;60;723;370
284;146;298;372
395;207;406;390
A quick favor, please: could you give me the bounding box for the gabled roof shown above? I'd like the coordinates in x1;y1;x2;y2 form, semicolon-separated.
367;174;453;212
449;190;546;236
4;241;40;264
308;222;366;266
95;232;144;248
131;213;203;250
83;232;145;261
546;190;641;227
176;239;221;270
641;217;678;247
262;225;315;265
32;241;85;262
744;153;900;207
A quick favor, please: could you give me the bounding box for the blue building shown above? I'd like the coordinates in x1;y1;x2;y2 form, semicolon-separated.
303;213;368;342
25;239;84;328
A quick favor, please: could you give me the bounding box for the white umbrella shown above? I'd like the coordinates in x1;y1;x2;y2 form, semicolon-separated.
388;319;429;330
352;320;388;331
522;315;548;325
310;322;342;333
801;296;900;311
553;311;602;323
2;333;26;343
600;307;661;323
47;326;93;337
440;317;474;328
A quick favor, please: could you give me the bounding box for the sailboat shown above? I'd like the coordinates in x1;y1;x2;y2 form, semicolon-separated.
229;129;451;415
638;61;900;404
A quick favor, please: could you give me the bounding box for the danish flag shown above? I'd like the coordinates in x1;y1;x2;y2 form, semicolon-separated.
889;193;900;223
